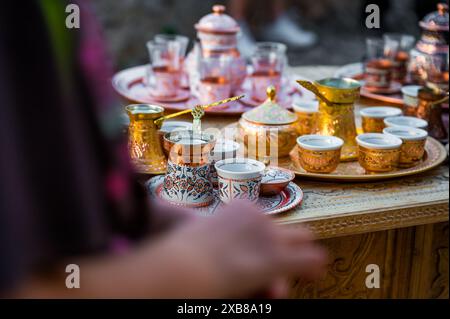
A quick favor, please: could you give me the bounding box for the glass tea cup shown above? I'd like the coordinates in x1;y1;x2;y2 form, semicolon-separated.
146;40;183;97
198;55;232;105
383;33;415;82
250;42;287;102
154;34;190;88
365;37;394;88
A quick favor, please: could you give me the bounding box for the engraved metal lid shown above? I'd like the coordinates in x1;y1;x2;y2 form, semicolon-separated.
419;3;449;32
242;86;297;125
195;5;240;34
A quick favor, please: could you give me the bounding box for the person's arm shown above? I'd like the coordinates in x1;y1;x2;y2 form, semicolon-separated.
11;235;219;298
11;202;327;298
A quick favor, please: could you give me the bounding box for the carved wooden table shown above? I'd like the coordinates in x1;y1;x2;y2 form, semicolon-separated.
170;66;449;299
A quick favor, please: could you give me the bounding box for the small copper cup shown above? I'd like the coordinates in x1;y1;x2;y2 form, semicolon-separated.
296;135;344;173
292;100;319;136
383;126;428;168
162;130;216;207
360;107;402;133
356;133;402;173
401;85;422;116
383;116;428;130
158;121;193;157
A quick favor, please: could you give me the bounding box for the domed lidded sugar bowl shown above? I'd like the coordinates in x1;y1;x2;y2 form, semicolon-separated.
193;4;247;93
238;86;299;159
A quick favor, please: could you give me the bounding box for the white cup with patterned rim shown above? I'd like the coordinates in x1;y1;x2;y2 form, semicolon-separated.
210;139;240;186
383;116;428;130
215;158;265;203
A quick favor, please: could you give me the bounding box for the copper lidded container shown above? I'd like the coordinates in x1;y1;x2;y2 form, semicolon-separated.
192;4;247;93
409;3;449;84
416;87;448;143
238;86;299;159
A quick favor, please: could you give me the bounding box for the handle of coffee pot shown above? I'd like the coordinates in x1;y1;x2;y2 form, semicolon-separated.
429;94;449;107
296;80;333;106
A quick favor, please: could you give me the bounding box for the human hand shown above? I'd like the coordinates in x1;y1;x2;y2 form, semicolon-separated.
162;200;327;298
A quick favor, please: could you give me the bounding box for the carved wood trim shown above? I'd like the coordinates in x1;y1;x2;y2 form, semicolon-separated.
280;202;449;239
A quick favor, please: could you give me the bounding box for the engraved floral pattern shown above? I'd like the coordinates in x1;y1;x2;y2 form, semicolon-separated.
162;161;213;207
218;176;262;203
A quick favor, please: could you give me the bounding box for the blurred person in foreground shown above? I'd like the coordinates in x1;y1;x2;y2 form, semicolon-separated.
0;1;326;298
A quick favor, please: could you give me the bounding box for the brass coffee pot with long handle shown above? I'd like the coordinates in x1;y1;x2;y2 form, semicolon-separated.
126;95;245;174
297;78;361;161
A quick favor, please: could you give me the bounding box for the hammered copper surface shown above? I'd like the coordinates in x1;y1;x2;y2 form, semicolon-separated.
357;146;401;173
295;111;317;136
297;147;341;173
312;102;358;161
362;117;386;133
399;139;427;168
126;104;167;174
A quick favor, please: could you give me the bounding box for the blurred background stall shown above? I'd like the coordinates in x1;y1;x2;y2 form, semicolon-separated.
92;0;442;69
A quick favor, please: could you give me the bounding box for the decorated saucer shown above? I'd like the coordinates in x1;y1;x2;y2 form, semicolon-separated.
147;175;303;215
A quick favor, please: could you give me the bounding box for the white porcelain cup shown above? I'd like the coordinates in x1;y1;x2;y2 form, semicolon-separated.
210;139;240;186
360;106;403;119
383;116;428;130
360;106;403;133
356;133;403;172
383;126;428;167
401;85;422;115
215;158;265;203
296;135;344;173
356;133;403;150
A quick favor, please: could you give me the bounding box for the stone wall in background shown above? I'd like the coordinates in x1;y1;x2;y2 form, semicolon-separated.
91;0;422;69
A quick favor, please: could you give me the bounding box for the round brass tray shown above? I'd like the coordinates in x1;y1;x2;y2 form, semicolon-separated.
282;137;446;181
223;123;447;182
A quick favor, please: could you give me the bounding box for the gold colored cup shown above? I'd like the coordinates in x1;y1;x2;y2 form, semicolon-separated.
293;101;319;136
360;107;403;133
356;133;402;173
383;126;428;168
296;135;343;173
361;117;386;133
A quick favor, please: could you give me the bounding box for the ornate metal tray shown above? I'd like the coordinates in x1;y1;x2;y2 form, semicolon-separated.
224;122;447;182
112;65;315;115
284;137;446;181
146;175;303;215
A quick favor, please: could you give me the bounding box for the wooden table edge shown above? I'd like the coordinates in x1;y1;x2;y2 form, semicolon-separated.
276;200;449;239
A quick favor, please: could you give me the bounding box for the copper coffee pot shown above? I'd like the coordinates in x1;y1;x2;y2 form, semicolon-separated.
416;87;449;143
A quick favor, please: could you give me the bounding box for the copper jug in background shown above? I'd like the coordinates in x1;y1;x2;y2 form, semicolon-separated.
417;87;449;143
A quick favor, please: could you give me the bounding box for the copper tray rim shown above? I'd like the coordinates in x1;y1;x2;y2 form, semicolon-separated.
285;137;447;182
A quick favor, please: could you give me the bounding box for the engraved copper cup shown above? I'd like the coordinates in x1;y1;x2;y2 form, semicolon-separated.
162;130;216;207
360;106;402;133
296;135;343;173
356;133;403;173
383;126;428;168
